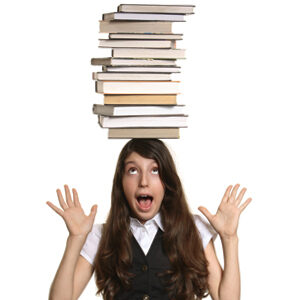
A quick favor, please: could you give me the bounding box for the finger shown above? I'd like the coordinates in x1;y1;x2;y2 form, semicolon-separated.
235;187;247;206
229;183;240;203
222;185;233;203
64;185;74;208
72;188;81;208
198;206;213;223
88;205;98;222
239;198;252;212
46;201;64;217
56;189;68;210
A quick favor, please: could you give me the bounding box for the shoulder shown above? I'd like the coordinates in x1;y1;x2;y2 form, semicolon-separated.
192;214;218;249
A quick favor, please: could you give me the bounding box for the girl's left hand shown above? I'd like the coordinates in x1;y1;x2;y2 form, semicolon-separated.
198;184;252;239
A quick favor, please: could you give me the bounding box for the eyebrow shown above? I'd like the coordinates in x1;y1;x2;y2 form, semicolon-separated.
124;160;158;166
124;161;135;166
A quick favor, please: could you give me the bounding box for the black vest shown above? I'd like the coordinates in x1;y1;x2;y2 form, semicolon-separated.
116;228;172;300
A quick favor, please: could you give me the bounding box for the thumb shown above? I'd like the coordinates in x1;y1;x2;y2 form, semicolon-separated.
198;206;213;222
88;204;98;221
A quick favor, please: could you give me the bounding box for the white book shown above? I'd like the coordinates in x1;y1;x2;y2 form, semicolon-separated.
118;4;195;14
109;33;183;40
98;115;188;128
92;72;171;81
96;81;180;94
91;58;177;66
103;12;185;22
98;39;174;48
112;48;185;59
93;104;187;116
102;66;180;73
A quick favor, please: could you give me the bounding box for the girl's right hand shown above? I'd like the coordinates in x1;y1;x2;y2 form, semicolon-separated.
46;185;97;238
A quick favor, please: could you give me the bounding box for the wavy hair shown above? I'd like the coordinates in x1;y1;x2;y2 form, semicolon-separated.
94;139;209;299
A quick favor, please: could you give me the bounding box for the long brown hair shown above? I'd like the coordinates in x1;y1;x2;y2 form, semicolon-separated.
94;139;209;299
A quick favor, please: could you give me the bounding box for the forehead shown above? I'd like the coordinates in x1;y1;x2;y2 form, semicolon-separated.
124;152;157;166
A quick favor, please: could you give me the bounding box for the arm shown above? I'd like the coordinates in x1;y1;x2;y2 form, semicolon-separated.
199;184;252;300
47;185;97;300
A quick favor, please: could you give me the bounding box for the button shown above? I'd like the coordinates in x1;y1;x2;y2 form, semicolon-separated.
141;264;148;272
142;295;150;300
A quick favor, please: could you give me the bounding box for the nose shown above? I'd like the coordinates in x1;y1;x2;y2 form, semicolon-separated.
139;172;149;187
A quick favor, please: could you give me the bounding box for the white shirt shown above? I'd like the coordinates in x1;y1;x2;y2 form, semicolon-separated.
80;212;217;266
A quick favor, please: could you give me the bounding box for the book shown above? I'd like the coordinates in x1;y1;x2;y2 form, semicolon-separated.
98;115;188;128
108;128;180;139
103;94;177;105
96;81;180;94
112;48;185;59
91;57;177;66
103;12;185;22
93;104;186;116
118;4;195;14
102;66;180;73
99;21;172;33
98;39;175;49
93;72;171;81
109;33;183;40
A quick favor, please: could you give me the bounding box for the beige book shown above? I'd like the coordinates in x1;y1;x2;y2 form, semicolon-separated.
99;21;172;33
109;33;183;40
102;66;180;73
112;48;185;59
103;94;177;105
108;128;180;139
98;39;174;48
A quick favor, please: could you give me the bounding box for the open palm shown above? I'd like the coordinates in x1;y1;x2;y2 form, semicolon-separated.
199;184;252;238
47;185;97;237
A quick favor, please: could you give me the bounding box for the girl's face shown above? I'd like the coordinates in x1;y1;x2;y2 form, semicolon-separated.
122;151;165;224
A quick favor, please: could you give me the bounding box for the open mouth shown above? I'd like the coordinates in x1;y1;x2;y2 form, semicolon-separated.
136;194;153;211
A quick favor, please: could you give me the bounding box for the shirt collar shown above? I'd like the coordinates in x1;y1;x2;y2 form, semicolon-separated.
129;212;164;232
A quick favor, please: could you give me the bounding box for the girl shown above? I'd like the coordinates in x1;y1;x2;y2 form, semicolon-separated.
47;138;251;300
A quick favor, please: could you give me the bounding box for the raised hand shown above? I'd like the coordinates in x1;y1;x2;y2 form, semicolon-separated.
46;185;97;237
198;184;252;239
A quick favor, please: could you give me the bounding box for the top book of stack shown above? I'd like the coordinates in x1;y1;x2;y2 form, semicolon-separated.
118;4;195;14
100;4;195;34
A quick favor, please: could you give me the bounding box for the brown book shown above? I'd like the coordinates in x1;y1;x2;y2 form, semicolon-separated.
108;128;180;139
103;94;177;105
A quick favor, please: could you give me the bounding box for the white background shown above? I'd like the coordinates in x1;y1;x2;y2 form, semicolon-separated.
0;0;299;299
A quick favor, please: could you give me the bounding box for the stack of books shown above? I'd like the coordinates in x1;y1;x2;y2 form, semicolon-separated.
92;4;195;139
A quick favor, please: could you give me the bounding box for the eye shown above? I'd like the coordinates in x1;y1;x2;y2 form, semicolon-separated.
152;167;159;175
128;167;137;175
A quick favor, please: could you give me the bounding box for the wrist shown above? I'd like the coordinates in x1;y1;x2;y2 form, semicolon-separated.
220;233;239;242
67;233;88;243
